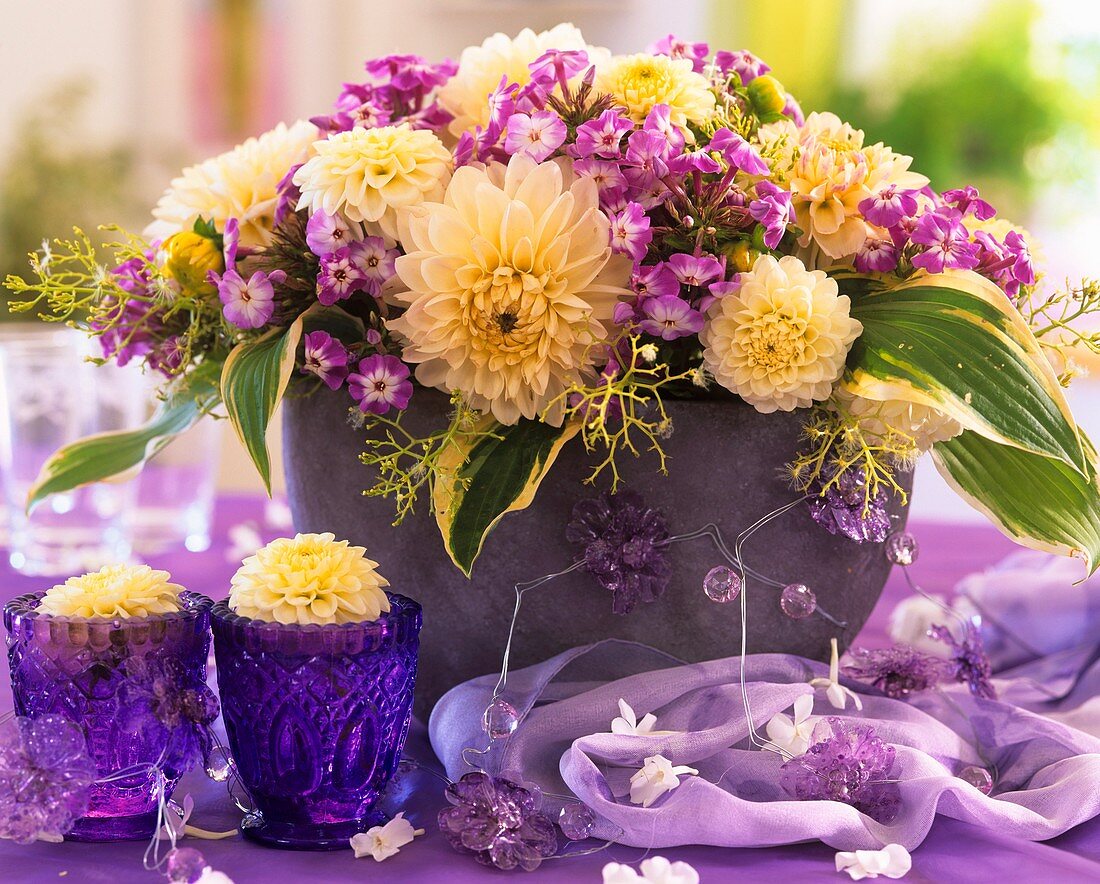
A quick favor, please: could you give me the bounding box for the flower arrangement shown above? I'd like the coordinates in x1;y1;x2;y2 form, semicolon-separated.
8;25;1100;578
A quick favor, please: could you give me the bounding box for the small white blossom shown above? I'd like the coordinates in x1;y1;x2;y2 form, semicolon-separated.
603;856;700;883
629;755;698;808
350;812;425;862
611;698;663;736
639;343;659;363
810;638;863;711
196;870;235;884
764;694;815;756
835;844;912;880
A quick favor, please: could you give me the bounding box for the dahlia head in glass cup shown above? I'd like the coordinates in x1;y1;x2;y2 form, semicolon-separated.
210;533;422;850
3;564;214;841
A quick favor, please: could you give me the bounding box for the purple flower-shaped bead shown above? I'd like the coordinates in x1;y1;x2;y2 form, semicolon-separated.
930;621;997;700
566;489;672;614
438;772;558;871
843;645;943;700
807;466;891;544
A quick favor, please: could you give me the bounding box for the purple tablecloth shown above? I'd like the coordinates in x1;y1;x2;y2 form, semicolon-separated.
2;496;1098;882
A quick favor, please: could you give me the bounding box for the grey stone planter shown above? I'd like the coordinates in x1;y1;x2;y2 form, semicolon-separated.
284;388;910;716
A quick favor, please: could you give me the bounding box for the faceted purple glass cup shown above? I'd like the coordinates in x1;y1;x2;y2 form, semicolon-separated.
210;593;421;850
3;590;213;841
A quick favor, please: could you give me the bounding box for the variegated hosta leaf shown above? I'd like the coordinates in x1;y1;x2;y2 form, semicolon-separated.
27;361;221;513
933;430;1100;578
846;271;1086;474
220;316;304;495
433;417;580;577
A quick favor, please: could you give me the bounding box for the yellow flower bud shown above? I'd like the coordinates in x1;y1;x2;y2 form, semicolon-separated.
747;75;787;118
723;240;761;273
161;231;223;295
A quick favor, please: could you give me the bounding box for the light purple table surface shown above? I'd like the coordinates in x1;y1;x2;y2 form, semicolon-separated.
2;495;1098;883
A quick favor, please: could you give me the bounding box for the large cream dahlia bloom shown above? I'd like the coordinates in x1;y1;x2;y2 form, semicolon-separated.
832;387;963;452
595;53;716;129
147;120;317;248
39;564;183;619
387;154;632;425
293;125;452;242
229;533;390;626
701;254;862;413
437;24;608;139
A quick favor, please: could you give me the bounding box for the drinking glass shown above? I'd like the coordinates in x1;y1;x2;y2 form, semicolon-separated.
0;325;143;575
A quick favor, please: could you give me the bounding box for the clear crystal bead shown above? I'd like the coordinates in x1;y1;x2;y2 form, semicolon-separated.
780;583;817;619
558;802;596;840
203;744;233;782
885;531;919;566
702;566;742;603
482;697;520;740
165;847;207;883
959;765;993;795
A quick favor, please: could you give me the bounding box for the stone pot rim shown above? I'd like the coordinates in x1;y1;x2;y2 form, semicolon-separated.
3;590;213;630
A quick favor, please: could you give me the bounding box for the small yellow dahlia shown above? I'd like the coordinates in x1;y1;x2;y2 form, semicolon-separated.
701;254;862;413
159;231;223;295
387;154;633;426
228;533;390;626
595;53;716;129
437;24;608;138
147;120;318;248
38;564;183;619
293;125;452;242
833;387;963;452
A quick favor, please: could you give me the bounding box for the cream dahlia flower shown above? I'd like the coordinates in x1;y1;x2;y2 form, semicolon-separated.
229;533;390;626
701;254;862;413
387;154;632;425
595;53;716;129
38;564;183;619
833;387;963;452
293;125;452;242
147;120;317;248
437;24;608;138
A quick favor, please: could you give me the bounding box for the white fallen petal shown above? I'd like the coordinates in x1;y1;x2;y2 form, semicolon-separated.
835;843;912;880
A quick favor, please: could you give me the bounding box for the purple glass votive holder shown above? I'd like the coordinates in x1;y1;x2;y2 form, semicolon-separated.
3;591;213;841
210;593;422;850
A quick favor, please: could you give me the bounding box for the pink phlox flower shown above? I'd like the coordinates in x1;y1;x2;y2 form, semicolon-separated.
941;185;996;221
347;237;398;296
504;110;567;161
713;49;771;85
709;128;769;176
301;330;350;390
211;268;286;329
748;181;794;249
608;202;653;261
316;249;368;306
859;185;919;229
638;295;705;340
574;109;635;158
910;209;980;273
648;35;709;72
668;252;723;288
642;105;686;155
348;355;413;415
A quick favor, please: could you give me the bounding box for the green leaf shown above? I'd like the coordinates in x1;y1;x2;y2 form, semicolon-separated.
846;270;1086;474
933;430;1100;578
27;362;221;513
220;318;304;494
433;418;580;577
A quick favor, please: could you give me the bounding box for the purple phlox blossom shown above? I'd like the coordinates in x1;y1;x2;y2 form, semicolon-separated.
301;330;350;390
486;75;517;133
149;336;187;375
854;236;900;274
567;489;671;614
782;92;805;126
632;262;681;300
930;621;997;700
642;105;686;155
807;465;891;543
748;180;794;249
608;202;653;261
512;78;551;115
528;48;590;92
941;185;996;221
910;209;980;273
713;49;771;85
274;163;304;226
843;645;944;699
573;157;628;207
317;248;368;306
454;125;504;168
639;295;705;341
625;129;672;177
668;252;723;288
210;268;285;329
334;82;375;113
504;110;567;162
117;655;219;777
623;168;671;211
96;255;163;367
648;34;710;72
348;354;413;415
859;185;920;229
306;210;359;257
709;128;770;176
973;230;1036;296
365;328;383;347
0;714;96;844
222;216;241;271
780;718;901;824
438;772;558;872
347;237;398;296
573;109;635;158
668;148;722;175
365;53;452;93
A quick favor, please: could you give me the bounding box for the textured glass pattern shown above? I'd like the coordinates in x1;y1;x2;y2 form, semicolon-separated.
211;593;421;849
3;591;212;841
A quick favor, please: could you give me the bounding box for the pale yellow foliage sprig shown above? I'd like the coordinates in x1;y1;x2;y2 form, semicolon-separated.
1022;277;1100;386
789;402;917;516
546;335;697;490
358;392;490;525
